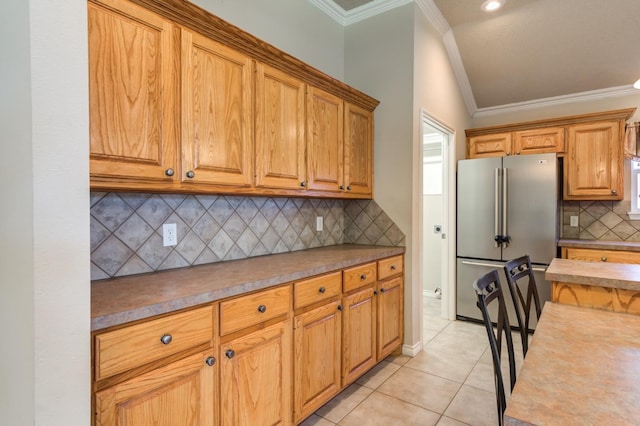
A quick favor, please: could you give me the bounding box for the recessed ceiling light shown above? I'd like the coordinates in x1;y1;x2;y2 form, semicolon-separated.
481;0;506;12
634;78;640;89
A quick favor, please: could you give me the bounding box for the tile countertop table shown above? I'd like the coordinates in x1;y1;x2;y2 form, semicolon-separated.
557;239;640;252
545;257;640;292
91;244;405;331
504;302;640;425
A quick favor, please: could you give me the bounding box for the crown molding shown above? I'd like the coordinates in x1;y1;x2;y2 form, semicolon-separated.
473;85;640;118
309;0;412;26
414;0;449;35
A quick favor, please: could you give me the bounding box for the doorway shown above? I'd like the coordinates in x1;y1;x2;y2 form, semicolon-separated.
418;109;456;332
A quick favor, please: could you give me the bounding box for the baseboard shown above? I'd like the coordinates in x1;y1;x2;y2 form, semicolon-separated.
402;341;422;357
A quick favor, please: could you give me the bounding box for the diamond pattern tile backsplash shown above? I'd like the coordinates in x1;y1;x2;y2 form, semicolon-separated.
561;200;640;241
90;192;405;280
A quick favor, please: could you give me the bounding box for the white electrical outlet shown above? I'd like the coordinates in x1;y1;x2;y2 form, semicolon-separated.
316;216;324;232
163;223;177;246
570;216;579;227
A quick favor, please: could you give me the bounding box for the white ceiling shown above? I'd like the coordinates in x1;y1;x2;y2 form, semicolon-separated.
312;0;640;115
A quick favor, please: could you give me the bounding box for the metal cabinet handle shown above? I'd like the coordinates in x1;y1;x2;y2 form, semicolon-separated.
611;189;618;195
205;356;216;366
337;305;343;311
225;349;235;359
318;287;326;294
346;185;352;191
339;185;345;190
380;288;386;293
390;265;396;271
257;304;267;313
506;151;511;155
186;170;195;179
360;274;367;280
516;151;520;155
160;334;172;345
601;257;608;262
373;290;378;295
165;168;175;177
300;181;307;187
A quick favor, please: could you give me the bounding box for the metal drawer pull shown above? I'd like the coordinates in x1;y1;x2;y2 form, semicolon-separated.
225;349;235;359
205;356;216;366
360;274;367;280
601;257;607;262
257;304;267;313
318;287;326;294
160;334;172;345
390;265;396;270
380;288;386;293
337;305;343;311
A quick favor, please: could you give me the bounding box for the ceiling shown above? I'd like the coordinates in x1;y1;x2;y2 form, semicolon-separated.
313;0;640;114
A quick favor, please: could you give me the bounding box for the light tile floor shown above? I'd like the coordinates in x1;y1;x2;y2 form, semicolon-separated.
300;297;524;426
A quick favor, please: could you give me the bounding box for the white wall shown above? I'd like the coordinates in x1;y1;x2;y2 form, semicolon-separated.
344;4;416;344
192;0;345;80
1;0;90;424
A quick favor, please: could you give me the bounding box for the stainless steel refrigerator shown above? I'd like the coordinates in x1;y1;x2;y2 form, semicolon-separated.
456;152;558;329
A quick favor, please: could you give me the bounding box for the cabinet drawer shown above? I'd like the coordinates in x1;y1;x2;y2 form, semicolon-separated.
565;247;640;264
343;262;377;293
95;305;214;381
378;255;403;280
294;272;342;310
220;285;291;336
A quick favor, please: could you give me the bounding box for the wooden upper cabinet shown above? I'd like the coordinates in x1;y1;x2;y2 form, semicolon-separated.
307;87;344;193
255;64;306;191
467;127;563;159
513;127;564;155
344;103;373;196
564;120;622;200
181;28;253;187
88;0;178;182
467;133;512;158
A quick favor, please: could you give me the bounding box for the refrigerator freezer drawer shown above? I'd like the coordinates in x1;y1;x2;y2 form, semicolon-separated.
456;258;551;330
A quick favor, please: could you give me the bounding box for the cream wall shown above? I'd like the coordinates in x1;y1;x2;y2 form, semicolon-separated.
1;0;90;424
192;0;345;80
344;4;416;345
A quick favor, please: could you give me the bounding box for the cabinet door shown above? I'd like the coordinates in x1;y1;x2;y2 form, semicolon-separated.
341;286;376;386
88;0;178;183
255;63;306;190
95;351;217;426
220;320;292;426
513;127;564;155
181;29;253;187
564;121;623;200
293;301;342;423
307;87;344;192
377;277;403;360
344;102;373;196
467;133;512;158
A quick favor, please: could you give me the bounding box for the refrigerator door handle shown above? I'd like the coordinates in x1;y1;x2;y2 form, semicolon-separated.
503;167;510;246
461;260;547;272
494;168;501;247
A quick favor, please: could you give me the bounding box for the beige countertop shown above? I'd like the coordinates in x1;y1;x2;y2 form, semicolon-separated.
504;302;640;425
545;257;640;291
91;244;405;331
557;239;640;252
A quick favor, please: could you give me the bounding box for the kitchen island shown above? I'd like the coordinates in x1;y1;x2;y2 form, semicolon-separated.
504;302;640;425
546;257;640;314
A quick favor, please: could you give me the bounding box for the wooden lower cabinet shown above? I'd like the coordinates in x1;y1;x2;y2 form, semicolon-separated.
293;301;342;423
220;320;292;426
95;350;217;426
563;247;640;264
376;276;404;360
341;285;377;386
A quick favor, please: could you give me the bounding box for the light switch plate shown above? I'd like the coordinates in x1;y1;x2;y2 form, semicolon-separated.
570;216;579;227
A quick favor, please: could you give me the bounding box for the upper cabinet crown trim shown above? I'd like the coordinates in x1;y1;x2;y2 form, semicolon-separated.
466;108;636;138
121;0;379;112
